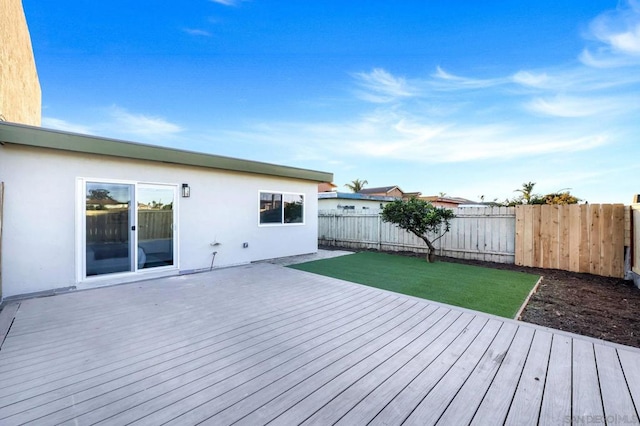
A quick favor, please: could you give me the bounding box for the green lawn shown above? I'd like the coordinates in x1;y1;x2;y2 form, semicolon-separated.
288;252;540;318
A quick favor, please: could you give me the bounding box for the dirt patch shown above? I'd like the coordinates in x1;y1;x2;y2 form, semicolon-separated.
324;247;640;348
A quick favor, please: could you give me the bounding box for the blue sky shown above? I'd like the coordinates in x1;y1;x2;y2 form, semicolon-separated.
24;0;640;203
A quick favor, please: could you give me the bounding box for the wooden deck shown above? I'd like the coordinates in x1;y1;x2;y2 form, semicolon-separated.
0;263;638;425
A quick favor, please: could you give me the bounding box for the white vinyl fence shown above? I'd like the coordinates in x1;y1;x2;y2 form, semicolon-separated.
319;206;516;264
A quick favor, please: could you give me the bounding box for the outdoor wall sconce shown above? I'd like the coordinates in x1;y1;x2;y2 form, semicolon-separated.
182;183;190;198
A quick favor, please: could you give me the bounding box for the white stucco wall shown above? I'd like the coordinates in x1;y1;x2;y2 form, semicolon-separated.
318;198;389;211
0;144;319;298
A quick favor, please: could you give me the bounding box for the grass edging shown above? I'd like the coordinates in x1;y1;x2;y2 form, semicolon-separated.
514;276;543;320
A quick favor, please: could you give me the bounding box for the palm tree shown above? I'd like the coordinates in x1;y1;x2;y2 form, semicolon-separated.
515;182;536;204
344;179;368;193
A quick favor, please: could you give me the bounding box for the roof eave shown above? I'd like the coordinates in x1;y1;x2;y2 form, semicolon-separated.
0;122;333;183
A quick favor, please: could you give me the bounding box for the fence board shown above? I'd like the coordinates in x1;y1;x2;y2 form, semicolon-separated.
319;207;516;264
559;205;570;271
515;204;625;278
532;205;542;268
611;204;625;278
568;205;580;273
633;205;640;275
589;206;601;275
600;204;612;277
86;210;172;243
579;205;590;273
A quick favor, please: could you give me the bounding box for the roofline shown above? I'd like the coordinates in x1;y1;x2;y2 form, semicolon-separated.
0;122;333;183
358;185;403;195
318;192;397;201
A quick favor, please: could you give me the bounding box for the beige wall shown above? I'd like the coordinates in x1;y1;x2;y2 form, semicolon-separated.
0;0;41;125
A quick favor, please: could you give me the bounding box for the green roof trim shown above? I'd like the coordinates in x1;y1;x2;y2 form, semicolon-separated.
0;122;333;183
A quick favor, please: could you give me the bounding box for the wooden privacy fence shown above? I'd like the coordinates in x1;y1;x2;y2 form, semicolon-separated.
86;210;173;243
319;207;516;264
632;203;640;278
515;204;626;278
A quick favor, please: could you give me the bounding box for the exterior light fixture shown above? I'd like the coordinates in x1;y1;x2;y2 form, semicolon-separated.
182;183;190;198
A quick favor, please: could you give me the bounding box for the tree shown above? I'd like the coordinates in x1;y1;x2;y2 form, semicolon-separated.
344;179;368;193
88;189;111;200
542;191;580;205
505;182;580;206
514;181;539;204
381;198;455;262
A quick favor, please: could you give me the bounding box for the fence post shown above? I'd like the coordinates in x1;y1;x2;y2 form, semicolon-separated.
378;213;382;251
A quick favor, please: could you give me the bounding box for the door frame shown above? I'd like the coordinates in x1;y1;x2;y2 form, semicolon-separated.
75;177;180;286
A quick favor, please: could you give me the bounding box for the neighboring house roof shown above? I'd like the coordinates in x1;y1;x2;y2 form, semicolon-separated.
86;196;125;206
318;182;337;192
0;122;333;183
402;191;422;198
421;196;476;205
358;186;402;195
318;192;397;202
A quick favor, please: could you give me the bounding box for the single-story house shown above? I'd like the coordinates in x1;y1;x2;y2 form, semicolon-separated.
0;122;332;300
318;192;396;211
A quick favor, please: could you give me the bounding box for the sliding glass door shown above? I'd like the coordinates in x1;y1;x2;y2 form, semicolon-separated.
85;182;134;276
84;181;176;278
137;184;175;269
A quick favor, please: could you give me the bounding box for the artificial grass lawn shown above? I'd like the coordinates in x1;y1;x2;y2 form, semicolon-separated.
288;252;540;318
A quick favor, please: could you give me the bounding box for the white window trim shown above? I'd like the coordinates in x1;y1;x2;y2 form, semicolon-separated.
258;190;305;227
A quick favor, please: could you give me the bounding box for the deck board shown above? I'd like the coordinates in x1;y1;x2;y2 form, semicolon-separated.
336;312;474;425
539;334;573;425
432;322;519;425
504;330;553;426
0;263;637;426
190;301;427;426
402;319;505;425
572;339;605;420
0;285;371;389
0;288;378;402
595;345;637;421
301;307;457;426
618;349;640;412
369;315;489;425
2;293;398;424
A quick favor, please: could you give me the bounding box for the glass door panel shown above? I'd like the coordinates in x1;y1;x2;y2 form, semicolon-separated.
85;182;134;276
137;185;175;269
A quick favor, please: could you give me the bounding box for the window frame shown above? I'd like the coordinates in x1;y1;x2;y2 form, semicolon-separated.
258;190;305;226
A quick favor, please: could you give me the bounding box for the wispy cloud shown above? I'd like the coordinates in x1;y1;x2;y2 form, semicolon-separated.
353;68;416;103
108;106;182;136
511;71;550;88
41;117;93;134
526;95;629;117
43;106;183;142
431;66;507;89
209;0;243;6
183;28;212;37
214;107;611;166
581;0;640;66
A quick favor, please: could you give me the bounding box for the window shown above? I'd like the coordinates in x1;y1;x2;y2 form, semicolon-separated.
260;192;304;224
